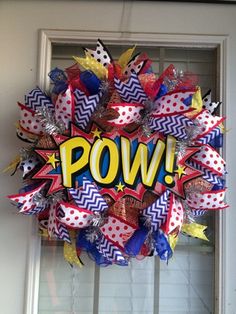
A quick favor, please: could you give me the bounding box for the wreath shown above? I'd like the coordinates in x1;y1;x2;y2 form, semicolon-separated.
6;39;227;266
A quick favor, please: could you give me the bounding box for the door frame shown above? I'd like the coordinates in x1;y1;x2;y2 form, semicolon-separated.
25;29;228;314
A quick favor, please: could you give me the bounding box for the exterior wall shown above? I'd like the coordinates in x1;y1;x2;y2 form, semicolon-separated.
0;1;236;313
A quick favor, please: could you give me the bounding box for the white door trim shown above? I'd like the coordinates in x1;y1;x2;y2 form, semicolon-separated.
26;29;228;314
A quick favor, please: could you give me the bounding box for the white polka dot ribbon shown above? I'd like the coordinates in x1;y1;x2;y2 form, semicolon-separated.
20;156;40;178
193;109;224;141
47;202;59;237
123;53;145;76
58;202;94;229
84;39;112;68
191;144;225;176
202;90;221;114
18;103;44;135
186;189;228;210
7;182;46;213
107;102;144;126
55;86;75;129
153;90;196;116
100;214;137;249
162;194;184;235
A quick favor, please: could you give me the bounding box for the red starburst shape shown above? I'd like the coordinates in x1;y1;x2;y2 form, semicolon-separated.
33;150;63;194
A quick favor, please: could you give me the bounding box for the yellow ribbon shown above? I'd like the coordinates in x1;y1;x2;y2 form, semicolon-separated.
181;223;209;241
117;46;136;69
73;53;108;79
168;234;179;251
39;227;49;238
191;87;203;113
219;123;226;133
64;239;82;267
2;155;21;173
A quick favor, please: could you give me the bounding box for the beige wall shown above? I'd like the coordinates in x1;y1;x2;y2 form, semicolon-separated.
1;1;236;313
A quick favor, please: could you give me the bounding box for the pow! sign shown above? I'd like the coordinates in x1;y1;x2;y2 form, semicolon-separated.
34;124;201;200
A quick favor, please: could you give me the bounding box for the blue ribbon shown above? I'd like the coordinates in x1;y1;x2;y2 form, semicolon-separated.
212;178;226;190
76;229;111;266
209;132;223;148
156;84;168;99
18;183;41;194
48;67;68;94
153;229;172;261
183;95;193;106
145;66;154;74
80;70;101;95
124;225;149;256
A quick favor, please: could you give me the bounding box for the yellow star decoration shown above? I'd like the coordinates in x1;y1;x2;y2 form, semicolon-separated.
47;153;59;169
181;223;209;241
91;128;102;139
115;182;125;192
175;165;186;179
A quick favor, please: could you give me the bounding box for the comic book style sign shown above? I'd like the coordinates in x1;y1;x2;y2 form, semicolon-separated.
34;125;201;200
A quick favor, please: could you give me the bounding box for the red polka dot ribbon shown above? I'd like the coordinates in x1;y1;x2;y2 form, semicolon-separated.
153;89;196;116
162;194;184;234
191;144;225;176
18;103;44;135
186;189;228;210
55;86;75;128
58;202;94;229
107;103;144;126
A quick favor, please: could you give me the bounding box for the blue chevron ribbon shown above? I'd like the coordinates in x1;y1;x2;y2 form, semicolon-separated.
149;115;193;140
97;235;128;265
25;87;54;111
202;168;223;185
195;126;221;145
142;190;170;232
69;178;108;213
187;160;223;185
74;89;101;130
191;209;206;217
22;205;45;215
56;223;71;243
114;72;148;104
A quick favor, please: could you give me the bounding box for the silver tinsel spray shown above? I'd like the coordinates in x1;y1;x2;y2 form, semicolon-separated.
36;106;65;135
